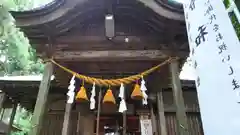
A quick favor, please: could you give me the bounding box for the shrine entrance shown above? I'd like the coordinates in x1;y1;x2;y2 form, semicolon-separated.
96;114;140;135
95;100;143;135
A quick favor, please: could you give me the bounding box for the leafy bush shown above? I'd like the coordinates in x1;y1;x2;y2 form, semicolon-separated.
224;0;240;39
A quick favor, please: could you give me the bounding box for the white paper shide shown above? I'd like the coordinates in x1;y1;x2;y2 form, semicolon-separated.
67;75;76;104
118;83;127;113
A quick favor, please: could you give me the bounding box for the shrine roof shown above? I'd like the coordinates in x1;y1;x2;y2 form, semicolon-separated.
9;0;189;90
10;0;186;42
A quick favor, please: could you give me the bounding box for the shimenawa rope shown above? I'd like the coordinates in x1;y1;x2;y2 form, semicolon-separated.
50;57;177;87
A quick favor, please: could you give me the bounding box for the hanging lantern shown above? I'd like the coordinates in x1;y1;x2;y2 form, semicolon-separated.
131;81;143;100
76;86;89;102
103;88;116;104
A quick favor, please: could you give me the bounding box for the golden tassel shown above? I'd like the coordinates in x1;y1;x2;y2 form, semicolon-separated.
131;81;143;100
103;88;116;104
75;86;89;102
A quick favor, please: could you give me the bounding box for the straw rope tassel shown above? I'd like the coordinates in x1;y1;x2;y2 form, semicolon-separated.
67;75;76;104
141;76;148;105
76;81;89;101
119;83;127;113
131;81;143;100
90;82;96;110
103;88;116;104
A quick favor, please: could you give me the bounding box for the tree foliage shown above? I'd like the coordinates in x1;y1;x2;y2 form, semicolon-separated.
0;0;52;134
0;0;48;76
1;106;32;135
224;0;240;39
11;107;32;135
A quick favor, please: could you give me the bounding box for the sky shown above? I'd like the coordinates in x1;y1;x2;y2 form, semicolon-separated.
179;61;195;80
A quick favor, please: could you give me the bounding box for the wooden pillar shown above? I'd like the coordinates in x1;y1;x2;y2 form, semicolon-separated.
62;102;72;135
29;62;53;135
6;102;17;135
76;112;81;135
0;92;5;120
0;108;5;120
150;104;157;135
123;112;127;135
0;92;5;111
122;90;127;135
169;59;189;135
83;114;95;135
96;89;102;135
157;91;167;135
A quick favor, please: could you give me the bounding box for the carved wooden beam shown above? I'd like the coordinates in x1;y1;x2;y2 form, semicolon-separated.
53;50;188;61
54;36;162;44
54;43;165;51
53;50;166;61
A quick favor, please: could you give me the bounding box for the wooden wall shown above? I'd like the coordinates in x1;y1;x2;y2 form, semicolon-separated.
163;89;203;135
40;89;204;135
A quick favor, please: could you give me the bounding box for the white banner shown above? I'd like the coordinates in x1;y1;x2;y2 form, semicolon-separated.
183;0;240;135
140;119;153;135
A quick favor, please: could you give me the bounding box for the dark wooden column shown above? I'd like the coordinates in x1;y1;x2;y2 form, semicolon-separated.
0;108;5;120
76;112;81;135
0;92;5;111
169;59;189;135
62;102;72;135
96;89;102;135
123;112;127;135
150;104;157;135
123;89;127;135
29;62;53;135
157;91;167;135
6;102;18;135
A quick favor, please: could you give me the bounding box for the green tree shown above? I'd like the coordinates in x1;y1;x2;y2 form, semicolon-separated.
224;0;240;38
0;0;46;76
0;0;50;134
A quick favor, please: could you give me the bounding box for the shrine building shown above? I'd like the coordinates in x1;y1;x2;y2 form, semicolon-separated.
0;0;204;135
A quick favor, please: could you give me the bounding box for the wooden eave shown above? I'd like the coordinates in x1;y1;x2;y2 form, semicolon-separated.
0;80;64;110
10;0;189;92
154;0;184;13
10;0;65;18
10;0;186;40
11;0;184;26
10;0;188;53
